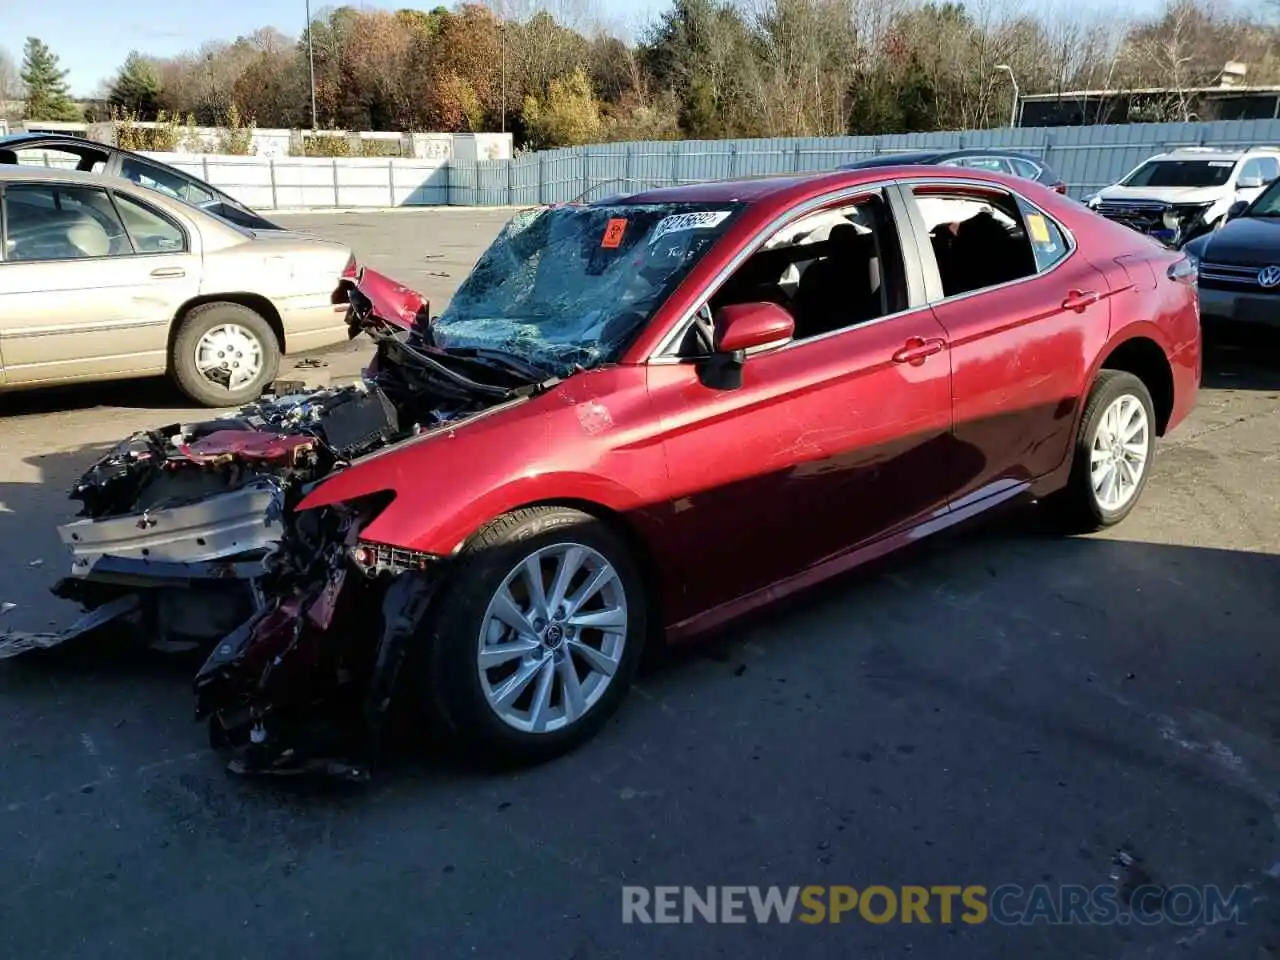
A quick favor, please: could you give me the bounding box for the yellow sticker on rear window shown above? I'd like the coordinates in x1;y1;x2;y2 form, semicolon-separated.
1026;213;1052;244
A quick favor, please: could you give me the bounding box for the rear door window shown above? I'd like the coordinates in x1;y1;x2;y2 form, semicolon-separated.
956;156;1014;174
910;185;1070;298
1009;158;1042;180
119;156;215;207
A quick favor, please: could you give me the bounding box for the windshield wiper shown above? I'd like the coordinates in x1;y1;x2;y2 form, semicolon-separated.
445;347;557;383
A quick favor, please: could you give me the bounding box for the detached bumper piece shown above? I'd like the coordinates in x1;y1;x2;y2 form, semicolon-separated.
0;595;140;660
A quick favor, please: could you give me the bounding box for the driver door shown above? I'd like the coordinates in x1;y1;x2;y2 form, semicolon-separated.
647;190;962;631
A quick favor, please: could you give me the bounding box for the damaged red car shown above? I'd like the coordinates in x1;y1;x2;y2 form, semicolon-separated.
19;167;1201;778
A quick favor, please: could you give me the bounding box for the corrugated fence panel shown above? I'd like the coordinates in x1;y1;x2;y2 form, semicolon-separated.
509;154;541;206
124;118;1280;208
392;160;449;206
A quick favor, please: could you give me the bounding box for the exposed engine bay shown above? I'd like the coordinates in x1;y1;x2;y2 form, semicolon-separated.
0;269;559;780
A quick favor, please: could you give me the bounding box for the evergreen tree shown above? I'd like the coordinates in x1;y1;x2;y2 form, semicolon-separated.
20;37;81;122
109;51;162;119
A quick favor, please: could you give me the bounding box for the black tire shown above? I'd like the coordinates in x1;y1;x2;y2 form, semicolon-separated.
170;301;280;407
1043;370;1157;533
421;506;648;767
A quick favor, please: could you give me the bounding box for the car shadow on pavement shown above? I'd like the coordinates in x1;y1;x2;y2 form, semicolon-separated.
0;375;196;416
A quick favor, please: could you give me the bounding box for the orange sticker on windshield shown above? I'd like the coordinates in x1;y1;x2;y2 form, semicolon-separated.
601;218;628;248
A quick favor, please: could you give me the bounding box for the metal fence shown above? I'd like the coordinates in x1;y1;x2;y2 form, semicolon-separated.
453;118;1280;207
23;117;1280;208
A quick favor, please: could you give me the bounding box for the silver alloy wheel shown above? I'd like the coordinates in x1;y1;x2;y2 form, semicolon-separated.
1089;393;1150;512
477;542;628;734
194;323;264;391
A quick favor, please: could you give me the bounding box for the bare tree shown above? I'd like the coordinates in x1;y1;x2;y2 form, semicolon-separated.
0;47;24;110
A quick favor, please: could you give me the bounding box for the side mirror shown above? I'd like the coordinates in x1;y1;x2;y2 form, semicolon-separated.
714;302;795;353
1226;200;1248;221
697;302;794;390
1236;175;1264;190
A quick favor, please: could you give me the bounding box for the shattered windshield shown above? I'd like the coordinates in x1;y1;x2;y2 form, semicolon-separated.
430;202;744;375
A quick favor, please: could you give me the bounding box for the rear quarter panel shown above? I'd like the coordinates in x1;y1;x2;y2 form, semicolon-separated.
199;238;350;302
1066;209;1201;433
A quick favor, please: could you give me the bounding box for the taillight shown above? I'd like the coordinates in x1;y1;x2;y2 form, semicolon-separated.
341;254;358;280
1168;255;1198;286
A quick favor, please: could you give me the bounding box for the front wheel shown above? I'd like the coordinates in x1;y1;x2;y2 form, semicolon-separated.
171;301;280;407
1044;370;1157;532
421;507;647;767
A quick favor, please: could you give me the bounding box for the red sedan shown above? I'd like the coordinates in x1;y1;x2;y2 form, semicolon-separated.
267;166;1200;767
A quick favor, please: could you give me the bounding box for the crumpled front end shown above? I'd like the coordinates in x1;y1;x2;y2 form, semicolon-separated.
17;265;559;780
192;502;443;780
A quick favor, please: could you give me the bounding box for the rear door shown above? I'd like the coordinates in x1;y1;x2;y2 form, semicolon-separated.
900;179;1112;503
0;181;200;385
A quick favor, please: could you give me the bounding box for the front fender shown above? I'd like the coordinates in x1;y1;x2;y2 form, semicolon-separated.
294;395;660;557
363;469;652;556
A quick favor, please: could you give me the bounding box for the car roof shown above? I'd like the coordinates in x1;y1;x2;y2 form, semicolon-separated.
841;148;1047;169
0;165;123;186
0;132;107;150
609;166;1035;209
0;165;238;232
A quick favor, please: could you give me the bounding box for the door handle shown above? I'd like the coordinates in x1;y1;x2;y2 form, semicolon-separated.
892;337;946;364
150;267;186;279
1062;289;1100;311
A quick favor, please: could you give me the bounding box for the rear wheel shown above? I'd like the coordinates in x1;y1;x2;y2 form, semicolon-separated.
171;301;280;407
1044;370;1156;532
421;507;647;766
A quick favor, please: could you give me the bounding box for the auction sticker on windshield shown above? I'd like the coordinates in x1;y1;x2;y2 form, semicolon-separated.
650;211;733;245
1026;212;1052;244
602;218;628;248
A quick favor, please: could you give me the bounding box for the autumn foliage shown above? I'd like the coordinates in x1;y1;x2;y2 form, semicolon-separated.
9;0;1280;147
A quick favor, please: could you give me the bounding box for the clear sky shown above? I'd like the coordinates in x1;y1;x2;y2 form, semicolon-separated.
7;0;668;96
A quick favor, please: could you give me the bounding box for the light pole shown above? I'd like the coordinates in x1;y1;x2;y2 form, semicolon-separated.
306;0;317;130
995;64;1019;128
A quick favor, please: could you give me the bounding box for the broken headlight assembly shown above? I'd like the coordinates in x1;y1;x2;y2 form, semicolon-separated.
1162;202;1216;240
349;541;438;577
301;489;438;577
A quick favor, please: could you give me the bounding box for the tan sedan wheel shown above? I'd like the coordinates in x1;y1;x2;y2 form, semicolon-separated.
171;302;280;407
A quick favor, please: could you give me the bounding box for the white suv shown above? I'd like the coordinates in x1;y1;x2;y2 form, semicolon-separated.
1085;146;1280;244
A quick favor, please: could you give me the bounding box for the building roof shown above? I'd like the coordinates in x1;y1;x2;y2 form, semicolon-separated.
1020;85;1280;102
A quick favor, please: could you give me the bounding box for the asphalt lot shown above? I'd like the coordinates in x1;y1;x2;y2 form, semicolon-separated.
2;209;1280;958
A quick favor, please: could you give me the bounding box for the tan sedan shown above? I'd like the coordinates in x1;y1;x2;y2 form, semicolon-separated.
0;166;355;406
